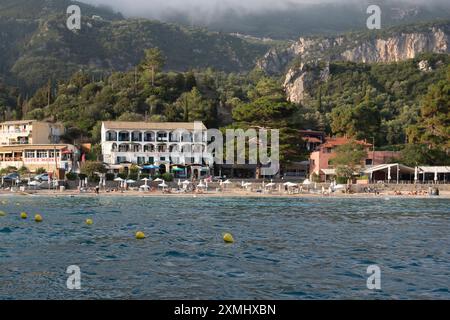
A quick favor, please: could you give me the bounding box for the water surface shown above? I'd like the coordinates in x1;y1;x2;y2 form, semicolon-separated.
0;196;449;299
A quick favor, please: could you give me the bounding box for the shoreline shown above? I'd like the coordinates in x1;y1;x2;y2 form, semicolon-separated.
1;190;449;199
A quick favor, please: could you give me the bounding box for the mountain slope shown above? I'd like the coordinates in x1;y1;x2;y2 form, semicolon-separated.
0;0;269;91
256;20;450;103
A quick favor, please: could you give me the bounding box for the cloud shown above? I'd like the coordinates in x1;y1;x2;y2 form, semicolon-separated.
80;0;450;20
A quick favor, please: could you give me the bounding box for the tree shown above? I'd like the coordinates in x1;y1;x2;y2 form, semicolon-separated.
407;75;449;153
395;144;450;166
330;141;368;179
140;48;166;76
80;161;107;182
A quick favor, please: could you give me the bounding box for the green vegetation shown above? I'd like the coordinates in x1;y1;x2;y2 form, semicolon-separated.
331;142;368;180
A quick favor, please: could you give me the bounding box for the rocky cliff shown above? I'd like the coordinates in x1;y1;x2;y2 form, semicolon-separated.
257;21;450;103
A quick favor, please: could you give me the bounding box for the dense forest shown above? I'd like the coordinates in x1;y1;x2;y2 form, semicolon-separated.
0;48;448;166
0;1;448;168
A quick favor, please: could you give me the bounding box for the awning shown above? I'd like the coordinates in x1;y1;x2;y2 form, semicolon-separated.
321;169;336;175
418;166;450;174
364;163;415;175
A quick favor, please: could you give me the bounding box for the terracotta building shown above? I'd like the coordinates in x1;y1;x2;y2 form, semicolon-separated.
309;136;400;182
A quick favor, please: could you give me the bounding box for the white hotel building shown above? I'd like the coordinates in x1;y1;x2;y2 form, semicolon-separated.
100;121;212;177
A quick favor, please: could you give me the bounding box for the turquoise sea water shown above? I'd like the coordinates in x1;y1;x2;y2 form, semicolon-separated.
0;195;449;300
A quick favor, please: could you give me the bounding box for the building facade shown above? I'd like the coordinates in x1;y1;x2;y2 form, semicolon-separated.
0;120;64;146
0;144;79;173
101;121;212;177
309;137;400;182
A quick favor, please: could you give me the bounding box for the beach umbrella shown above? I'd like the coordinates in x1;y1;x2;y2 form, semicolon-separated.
126;179;136;184
302;179;311;185
158;182;168;190
414;167;418;182
388;166;392;181
223;180;232;185
434;167;438;182
114;177;124;182
243;182;252;189
182;180;190;185
265;182;276;188
197;181;206;188
153;178;163;182
141;178;151;186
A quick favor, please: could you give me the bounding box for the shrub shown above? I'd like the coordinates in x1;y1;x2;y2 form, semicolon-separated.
35;167;47;174
118;172;128;180
66;172;78;181
105;173;115;181
336;176;348;184
162;173;174;182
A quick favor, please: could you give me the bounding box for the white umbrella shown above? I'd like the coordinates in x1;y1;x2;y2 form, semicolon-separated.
283;182;292;186
286;182;297;187
182;180;190;185
197;182;206;188
126;179;136;184
265;182;276;188
28;180;41;186
388;166;392;181
302;179;311;185
223;180;232;184
159;182;168;190
414;167;418;182
141;178;151;186
434;167;438;182
153;178;163;182
114;177;124;182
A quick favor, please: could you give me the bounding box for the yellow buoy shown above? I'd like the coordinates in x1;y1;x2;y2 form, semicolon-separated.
223;233;235;243
86;218;93;225
20;212;28;219
34;214;43;223
135;231;146;239
0;210;6;217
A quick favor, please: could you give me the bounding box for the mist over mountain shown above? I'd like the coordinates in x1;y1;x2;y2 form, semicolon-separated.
81;0;450;39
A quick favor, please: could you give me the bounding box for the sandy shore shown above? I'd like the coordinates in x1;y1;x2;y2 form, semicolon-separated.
1;189;449;199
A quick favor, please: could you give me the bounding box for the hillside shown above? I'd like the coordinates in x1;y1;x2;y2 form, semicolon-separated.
256;20;450;104
128;0;450;40
0;0;269;91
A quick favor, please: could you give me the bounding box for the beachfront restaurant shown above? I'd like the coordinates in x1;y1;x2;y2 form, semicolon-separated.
0;144;79;174
364;163;416;184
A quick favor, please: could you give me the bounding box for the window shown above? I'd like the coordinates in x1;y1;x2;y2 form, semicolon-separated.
48;151;60;158
116;156;127;163
365;159;373;165
148;157;154;164
160;157;166;161
37;150;48;158
137;157;145;165
25;151;35;158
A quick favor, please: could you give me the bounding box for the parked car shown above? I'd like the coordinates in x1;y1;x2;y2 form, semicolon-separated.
34;173;49;182
2;173;20;182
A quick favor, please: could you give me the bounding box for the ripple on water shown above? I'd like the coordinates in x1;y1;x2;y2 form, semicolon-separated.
0;196;449;300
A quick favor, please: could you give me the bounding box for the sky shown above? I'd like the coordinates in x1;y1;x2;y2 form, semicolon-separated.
80;0;450;19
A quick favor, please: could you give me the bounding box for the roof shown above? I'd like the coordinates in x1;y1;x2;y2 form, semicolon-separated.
364;163;415;174
320;137;372;149
0;120;35;125
102;121;207;131
0;144;75;152
321;168;336;175
303;137;322;143
419;166;450;173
